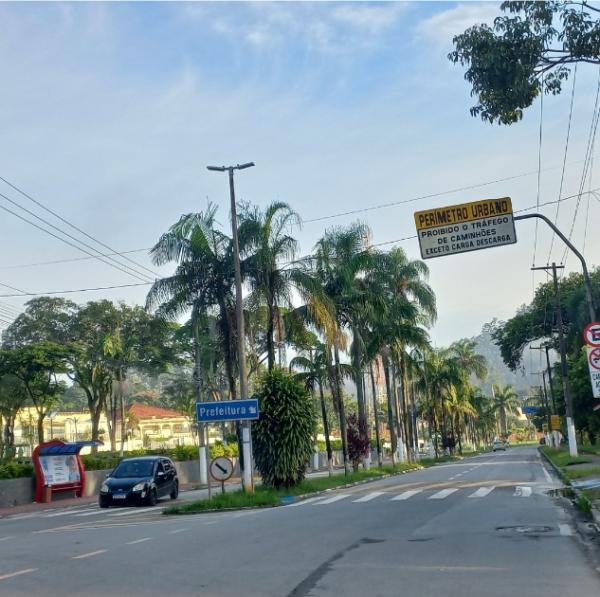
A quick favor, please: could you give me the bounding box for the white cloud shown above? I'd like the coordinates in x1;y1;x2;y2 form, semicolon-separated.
333;3;406;34
417;2;500;47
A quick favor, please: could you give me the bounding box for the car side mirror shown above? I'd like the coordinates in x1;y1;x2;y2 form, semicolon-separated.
104;473;111;479
157;471;165;478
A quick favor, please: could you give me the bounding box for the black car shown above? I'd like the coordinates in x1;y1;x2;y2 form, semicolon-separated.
99;456;179;508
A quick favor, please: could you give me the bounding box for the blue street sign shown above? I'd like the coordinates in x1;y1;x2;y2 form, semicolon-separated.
522;406;538;414
196;399;259;423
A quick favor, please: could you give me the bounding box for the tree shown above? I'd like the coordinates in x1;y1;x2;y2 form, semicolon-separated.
449;1;600;124
0;373;28;461
252;369;315;489
493;384;520;436
346;413;370;472
0;343;68;444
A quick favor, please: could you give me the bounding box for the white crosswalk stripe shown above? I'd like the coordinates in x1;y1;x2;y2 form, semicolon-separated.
468;486;495;498
313;494;351;505
390;489;422;501
429;488;459;500
352;492;386;503
74;509;106;517
45;508;96;518
286;497;324;507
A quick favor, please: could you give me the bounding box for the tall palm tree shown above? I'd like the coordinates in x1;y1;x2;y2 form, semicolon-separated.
239;201;327;371
492;384;520;436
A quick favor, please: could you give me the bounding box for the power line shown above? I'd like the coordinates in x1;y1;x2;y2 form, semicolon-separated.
0;282;151;298
0;191;153;283
301;153;600;224
562;66;600;265
0;301;20;314
0;199;153;284
0;175;161;279
0;279;28;294
548;63;578;262
0;247;152;271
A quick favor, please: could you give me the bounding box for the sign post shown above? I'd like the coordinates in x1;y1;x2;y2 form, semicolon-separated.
414;197;517;259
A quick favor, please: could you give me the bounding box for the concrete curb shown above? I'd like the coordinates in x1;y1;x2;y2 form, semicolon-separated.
538;448;600;528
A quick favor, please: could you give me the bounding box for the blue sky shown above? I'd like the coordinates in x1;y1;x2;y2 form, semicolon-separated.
0;1;599;357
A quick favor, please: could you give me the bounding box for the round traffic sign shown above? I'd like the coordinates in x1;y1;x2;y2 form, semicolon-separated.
588;347;600;371
209;456;234;482
583;322;600;347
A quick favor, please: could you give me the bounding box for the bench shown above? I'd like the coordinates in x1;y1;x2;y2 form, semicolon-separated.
43;482;82;502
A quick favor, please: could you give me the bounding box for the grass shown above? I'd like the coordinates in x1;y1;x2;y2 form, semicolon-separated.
562;466;600;481
164;463;420;515
540;447;593;467
581;444;600;457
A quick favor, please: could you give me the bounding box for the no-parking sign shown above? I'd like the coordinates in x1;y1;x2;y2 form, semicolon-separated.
583;322;600;347
587;347;600;399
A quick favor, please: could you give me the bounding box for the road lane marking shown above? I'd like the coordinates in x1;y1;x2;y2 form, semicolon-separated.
352;492;385;503
514;486;532;497
126;537;152;545
391;490;422;501
168;529;188;534
6;514;38;520
468;486;495;498
46;508;96;518
72;549;107;559
286;497;323;507
429;488;459;500
74;510;105;517
0;568;37;581
0;536;15;542
541;465;553;483
559;524;573;536
107;507;162;517
314;494;350;505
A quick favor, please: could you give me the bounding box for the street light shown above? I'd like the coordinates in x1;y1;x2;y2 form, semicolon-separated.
207;161;255;494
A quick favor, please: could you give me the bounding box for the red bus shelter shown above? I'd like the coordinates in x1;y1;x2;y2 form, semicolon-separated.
32;439;103;503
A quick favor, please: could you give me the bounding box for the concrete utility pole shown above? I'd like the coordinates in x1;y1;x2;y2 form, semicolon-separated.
532;263;578;457
531;344;558;414
207;162;255;493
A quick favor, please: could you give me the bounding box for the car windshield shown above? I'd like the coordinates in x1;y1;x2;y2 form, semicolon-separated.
111;460;154;479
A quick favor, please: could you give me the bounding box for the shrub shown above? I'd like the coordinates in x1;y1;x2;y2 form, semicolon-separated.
252;368;315;489
0;462;34;479
346;414;370;471
209;441;239;459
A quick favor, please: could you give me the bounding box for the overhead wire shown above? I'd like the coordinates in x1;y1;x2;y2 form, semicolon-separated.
548;64;578;262
0;191;153;283
562;66;600;266
0;175;161;279
0;199;152;284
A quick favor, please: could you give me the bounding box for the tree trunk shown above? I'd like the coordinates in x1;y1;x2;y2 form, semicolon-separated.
331;346;349;474
119;370;126;457
382;354;397;465
2;415;16;461
369;362;383;467
36;411;45;445
351;327;367;436
266;298;276;372
391;361;404;461
318;381;333;475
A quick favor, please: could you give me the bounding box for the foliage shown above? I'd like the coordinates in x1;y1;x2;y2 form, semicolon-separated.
0;462;34;479
252;369;315;489
449;1;600;124
209;440;239;459
346;414;370;468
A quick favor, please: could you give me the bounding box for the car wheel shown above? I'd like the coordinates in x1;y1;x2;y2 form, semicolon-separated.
147;488;158;507
99;497;109;509
170;481;179;500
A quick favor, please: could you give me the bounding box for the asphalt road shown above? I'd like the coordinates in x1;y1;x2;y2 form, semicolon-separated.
1;446;599;596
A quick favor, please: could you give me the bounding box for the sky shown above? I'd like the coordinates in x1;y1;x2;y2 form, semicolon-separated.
0;1;599;358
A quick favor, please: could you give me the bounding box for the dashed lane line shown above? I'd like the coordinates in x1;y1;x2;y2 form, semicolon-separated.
126;537;152;545
0;536;15;542
72;549;108;560
168;529;188;534
559;524;574;536
107;507;162;517
0;568;37;581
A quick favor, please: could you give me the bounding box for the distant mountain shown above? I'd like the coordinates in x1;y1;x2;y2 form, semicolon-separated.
463;319;541;397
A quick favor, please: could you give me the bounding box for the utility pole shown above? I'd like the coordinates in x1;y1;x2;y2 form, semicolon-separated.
532;262;578;457
531;344;557;414
207;162;255;493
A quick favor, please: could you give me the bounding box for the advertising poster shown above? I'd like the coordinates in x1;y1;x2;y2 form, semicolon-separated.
39;455;80;485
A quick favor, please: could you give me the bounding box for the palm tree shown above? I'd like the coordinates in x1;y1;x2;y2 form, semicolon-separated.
240;201;327;371
492;384;520;437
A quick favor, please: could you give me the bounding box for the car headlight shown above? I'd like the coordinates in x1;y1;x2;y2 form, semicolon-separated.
100;483;109;493
132;482;146;492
